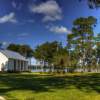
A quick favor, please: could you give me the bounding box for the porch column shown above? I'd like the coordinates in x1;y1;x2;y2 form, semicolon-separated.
18;60;20;71
24;61;26;71
21;61;23;71
26;61;28;71
12;59;14;71
13;60;16;72
16;60;18;71
23;61;25;71
17;60;19;71
19;60;22;72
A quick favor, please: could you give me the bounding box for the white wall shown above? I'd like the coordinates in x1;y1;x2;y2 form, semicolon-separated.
0;52;28;72
27;57;41;66
0;52;8;71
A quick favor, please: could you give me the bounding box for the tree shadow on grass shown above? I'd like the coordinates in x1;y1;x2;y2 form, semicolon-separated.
0;73;100;95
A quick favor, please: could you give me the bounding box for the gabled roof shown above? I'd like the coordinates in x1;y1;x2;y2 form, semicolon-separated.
0;49;27;61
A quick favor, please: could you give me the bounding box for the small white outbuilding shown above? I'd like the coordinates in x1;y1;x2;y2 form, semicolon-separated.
0;49;28;72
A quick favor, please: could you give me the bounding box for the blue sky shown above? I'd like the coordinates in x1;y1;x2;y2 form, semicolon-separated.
0;0;100;48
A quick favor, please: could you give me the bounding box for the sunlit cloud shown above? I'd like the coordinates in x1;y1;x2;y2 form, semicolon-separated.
12;1;22;10
0;12;17;24
30;0;62;22
48;25;71;34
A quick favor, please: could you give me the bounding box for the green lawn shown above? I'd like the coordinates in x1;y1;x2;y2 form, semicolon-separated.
0;72;100;100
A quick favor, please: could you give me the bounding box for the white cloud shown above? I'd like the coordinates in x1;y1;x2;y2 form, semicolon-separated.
17;33;29;37
26;19;34;23
12;1;17;8
0;42;9;49
17;33;30;40
0;12;17;24
2;42;8;46
30;0;62;22
12;1;22;10
49;26;71;34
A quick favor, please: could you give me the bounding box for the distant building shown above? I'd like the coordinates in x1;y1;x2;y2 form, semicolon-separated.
27;57;49;72
0;49;28;72
27;57;42;67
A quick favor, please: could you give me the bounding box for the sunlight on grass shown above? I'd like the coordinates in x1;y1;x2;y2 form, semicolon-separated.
4;88;100;100
0;73;100;100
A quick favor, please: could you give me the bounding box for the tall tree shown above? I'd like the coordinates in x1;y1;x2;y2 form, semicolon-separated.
53;47;69;73
88;0;100;8
95;33;100;68
79;0;100;8
33;41;66;72
67;16;97;71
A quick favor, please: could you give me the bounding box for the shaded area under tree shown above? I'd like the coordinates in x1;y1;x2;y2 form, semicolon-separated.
0;73;100;96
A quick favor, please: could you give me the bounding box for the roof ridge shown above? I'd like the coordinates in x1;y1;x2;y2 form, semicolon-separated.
0;49;27;61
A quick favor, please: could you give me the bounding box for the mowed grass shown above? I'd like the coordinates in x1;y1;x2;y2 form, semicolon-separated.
0;72;100;100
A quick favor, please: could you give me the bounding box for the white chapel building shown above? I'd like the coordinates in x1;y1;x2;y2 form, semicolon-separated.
0;49;28;72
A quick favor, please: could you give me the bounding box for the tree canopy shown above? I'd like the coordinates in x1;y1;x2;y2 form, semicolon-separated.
7;44;33;58
33;41;69;72
79;0;100;9
67;16;99;71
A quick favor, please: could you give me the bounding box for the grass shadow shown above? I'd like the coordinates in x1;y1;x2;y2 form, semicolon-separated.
0;73;100;95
